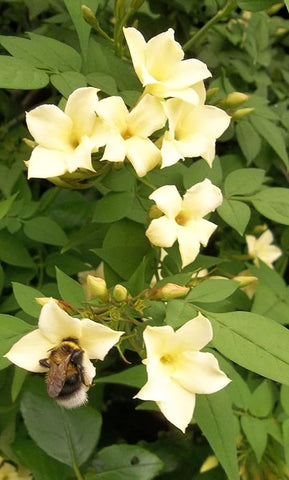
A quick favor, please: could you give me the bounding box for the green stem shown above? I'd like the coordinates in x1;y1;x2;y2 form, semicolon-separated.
60;408;84;480
183;0;237;51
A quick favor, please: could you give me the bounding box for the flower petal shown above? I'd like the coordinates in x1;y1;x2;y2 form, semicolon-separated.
128;94;166;137
146;216;178;248
64;87;100;138
39;300;81;344
175;314;213;351
161;135;184;169
145;29;183;80
26;105;72;149
183;179;223;218
165;58;211;89
96;96;128;134
135;364;170;402
149;185;182;218
126;137;161;177
27;146;69;179
177;226;201;267
123;27;147;83
4;329;53;373
142;324;175;358
157;379;196;432
67;135;96;173
81;351;96;385
101;132;126;163
173;351;231;394
186;219;217;247
190;105;231;138
80;319;124;360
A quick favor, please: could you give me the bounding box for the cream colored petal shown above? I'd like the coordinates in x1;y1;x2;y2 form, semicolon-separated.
191;105;231;138
201;139;216;167
142;324;175;358
96;96;128;134
157;379;196;432
161;137;183;168
145;29;183;80
145;84;201;103
176;314;213;351
27;146;69;179
165;58;211;89
146;216;178;248
182;179;223;218
39;299;81;344
91;117;112;148
134;368;170;402
149;184;182;218
173;351;231;394
81;351;96;385
177;227;201;268
67;135;95;173
80;319;124;360
186;218;217;247
256;229;274;247
126;137;161;177
64;87;100;138
123;27;147;83
101;132;126;162
246;234;257;256
26;105;72;149
128;95;166;137
4;329;53;373
258;245;282;267
176;134;210;159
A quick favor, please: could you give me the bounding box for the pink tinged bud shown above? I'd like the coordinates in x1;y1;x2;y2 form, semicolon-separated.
150;283;189;300
86;275;109;302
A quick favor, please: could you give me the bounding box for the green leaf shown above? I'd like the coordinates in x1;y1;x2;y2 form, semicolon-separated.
93;192;134;223
21;391;102;467
235;121;262;162
282;419;289;467
165;300;197;328
285;0;289;13
240;416;267;463
186;279;239;303
86;72;118;96
250;188;289;225
194;389;239;480
251;284;289;325
237;0;278;11
24;217;67;246
280;384;289;416
11;366;27;402
56;268;86;308
64;0;99;60
250;115;289;168
0;315;34;370
0;193;18;221
184;157;223;189
224;168;265;196
0;56;48;89
210;311;289;385
50;71;87;97
249;260;286;296
249;380;274;417
0;231;35;268
12;283;44;318
95;365;146;389
86;444;163;480
217;199;251;235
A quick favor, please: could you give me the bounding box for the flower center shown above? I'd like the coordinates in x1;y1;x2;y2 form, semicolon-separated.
175;211;189;226
160;353;173;365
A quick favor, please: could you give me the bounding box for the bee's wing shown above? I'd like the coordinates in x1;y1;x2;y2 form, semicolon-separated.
46;355;71;398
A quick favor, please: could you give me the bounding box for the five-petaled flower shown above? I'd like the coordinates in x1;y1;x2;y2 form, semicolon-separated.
25;87;107;179
161;98;231;168
246;229;282;268
135;313;230;432
94;94;166;177
146;179;223;267
4;299;124;406
123;27;211;104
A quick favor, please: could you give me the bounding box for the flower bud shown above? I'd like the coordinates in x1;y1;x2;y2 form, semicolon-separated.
206;87;219;102
23;138;37;149
217;92;249;109
149;283;189;300
200;455;219;473
87;275;109;302
113;284;128;302
231;107;254;121
147;205;163;221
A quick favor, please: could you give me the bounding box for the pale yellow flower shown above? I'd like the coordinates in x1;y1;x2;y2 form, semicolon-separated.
4;299;124;406
123;27;211;104
95;93;166;176
161;98;231;168
135;313;230;432
26;87;106;178
246;230;282;268
146;179;223;267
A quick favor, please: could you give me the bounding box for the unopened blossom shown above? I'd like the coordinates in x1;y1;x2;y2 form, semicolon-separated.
161;98;231;168
146;179;223;267
4;299;124;406
26;87;107;179
135;313;230;432
246;229;282;268
123;27;211;104
95;94;166;176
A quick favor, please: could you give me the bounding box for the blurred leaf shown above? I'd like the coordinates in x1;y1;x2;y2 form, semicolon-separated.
236;121;262;162
240;416;267;463
237;0;278;11
64;0;99;60
0;193;18;221
93;192;134;223
186;279;239;303
0;315;34;370
224;168;265;196
217;199;251;235
56;268;86;307
24;217;67;246
11;366;27;402
194;389;239;480
21;392;102;467
95;365;146;389
250;188;289;225
86;444;163;480
50;71;87;97
0;231;35;268
250;115;289;168
165;300;197;328
86;72;118;96
12;283;44;318
0;56;48;89
249;380;274;418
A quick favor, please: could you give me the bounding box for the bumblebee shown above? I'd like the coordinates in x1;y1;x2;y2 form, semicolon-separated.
39;339;90;408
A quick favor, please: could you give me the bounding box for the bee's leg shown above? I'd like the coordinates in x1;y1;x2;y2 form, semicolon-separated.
39;358;50;368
